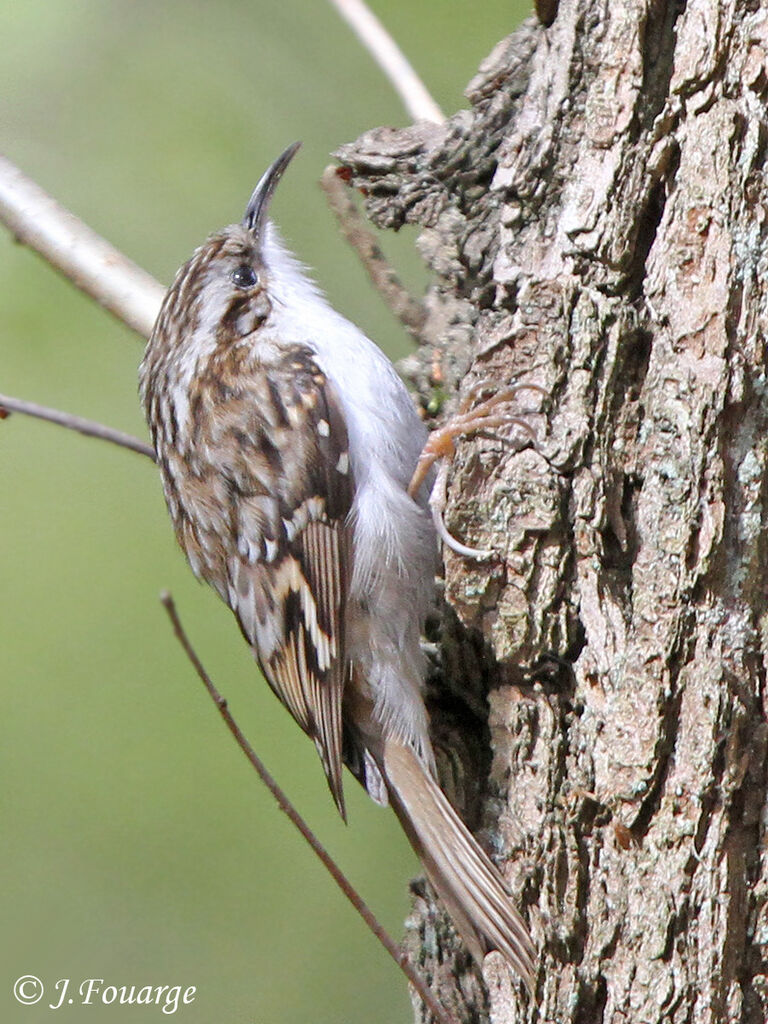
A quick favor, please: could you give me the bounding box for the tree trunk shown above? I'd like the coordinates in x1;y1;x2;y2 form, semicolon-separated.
337;3;768;1022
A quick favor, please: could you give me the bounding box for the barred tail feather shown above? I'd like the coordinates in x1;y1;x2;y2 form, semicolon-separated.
382;738;536;990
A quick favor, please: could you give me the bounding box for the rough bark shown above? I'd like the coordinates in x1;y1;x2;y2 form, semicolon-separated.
336;3;768;1022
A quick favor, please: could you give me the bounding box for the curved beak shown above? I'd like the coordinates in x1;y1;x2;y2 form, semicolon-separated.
242;141;302;241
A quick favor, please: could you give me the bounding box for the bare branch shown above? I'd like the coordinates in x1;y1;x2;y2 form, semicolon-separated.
0;154;164;339
0;392;154;460
160;592;457;1024
327;0;445;124
321;165;425;336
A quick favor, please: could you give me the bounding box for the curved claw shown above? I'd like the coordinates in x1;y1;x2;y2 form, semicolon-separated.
432;503;493;560
429;460;493;561
459;380;549;416
412;378;547;560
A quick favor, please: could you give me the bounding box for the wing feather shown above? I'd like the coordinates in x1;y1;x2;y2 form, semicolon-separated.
216;346;354;817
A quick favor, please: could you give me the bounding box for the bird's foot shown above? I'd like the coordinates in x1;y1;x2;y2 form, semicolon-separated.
409;383;547;559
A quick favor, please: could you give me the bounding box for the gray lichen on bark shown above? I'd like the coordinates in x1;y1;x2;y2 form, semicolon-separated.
338;3;768;1022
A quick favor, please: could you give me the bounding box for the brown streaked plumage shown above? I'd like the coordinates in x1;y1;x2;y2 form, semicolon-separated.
139;143;536;990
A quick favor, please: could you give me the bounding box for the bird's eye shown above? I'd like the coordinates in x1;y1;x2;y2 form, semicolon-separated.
231;264;258;289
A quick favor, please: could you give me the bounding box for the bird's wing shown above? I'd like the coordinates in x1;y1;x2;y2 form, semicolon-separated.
209;344;354;818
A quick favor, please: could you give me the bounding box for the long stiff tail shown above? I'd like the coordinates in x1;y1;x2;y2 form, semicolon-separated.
382;737;536;989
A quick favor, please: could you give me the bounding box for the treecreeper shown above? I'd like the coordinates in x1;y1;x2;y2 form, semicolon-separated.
139;142;536;993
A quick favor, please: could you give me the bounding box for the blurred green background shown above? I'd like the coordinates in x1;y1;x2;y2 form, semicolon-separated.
1;2;529;1021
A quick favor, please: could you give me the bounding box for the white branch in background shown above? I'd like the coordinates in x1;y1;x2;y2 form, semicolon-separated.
0;154;164;340
0;5;442;343
327;0;445;124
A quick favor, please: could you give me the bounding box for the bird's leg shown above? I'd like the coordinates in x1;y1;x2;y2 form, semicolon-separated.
409;384;546;559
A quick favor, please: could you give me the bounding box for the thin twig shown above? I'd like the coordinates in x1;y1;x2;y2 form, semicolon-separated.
160;592;456;1024
0;392;155;460
327;0;445;123
0;154;164;339
321;165;425;336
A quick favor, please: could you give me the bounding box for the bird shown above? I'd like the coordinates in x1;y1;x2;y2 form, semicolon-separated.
139;142;536;988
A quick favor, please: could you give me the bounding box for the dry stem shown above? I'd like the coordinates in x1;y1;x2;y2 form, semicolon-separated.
160;592;457;1024
0;154;162;339
326;0;444;123
0;392;154;460
321;164;425;336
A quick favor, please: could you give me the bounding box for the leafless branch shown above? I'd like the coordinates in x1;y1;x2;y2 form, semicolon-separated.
321;165;425;336
160;592;457;1024
0;154;163;339
326;0;445;124
0;392;154;460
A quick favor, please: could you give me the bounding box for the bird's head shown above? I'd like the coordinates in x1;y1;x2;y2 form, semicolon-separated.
145;142;302;369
